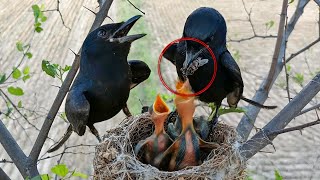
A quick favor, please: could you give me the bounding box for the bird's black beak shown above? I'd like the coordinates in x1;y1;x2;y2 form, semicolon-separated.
109;15;146;43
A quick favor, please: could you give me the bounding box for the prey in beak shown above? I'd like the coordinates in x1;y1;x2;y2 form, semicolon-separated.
109;15;146;43
181;42;208;77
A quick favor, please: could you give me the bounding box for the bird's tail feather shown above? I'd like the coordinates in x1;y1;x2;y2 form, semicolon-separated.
241;96;277;109
47;125;73;153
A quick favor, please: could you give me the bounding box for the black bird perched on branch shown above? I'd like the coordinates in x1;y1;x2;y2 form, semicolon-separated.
164;7;276;131
48;15;150;152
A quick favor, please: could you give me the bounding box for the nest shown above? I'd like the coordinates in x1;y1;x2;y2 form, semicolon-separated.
93;113;246;180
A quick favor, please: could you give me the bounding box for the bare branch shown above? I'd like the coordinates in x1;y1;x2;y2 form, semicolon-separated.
28;0;114;167
286;38;320;63
126;0;145;15
283;7;291;102
236;0;310;141
228;35;277;43
268;118;320;137
0;119;30;177
44;0;71;30
297;103;320;116
228;1;277;43
0;168;11;180
240;73;320;160
0;90;39;131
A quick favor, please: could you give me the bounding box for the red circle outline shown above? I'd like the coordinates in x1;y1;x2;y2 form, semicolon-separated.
158;37;217;97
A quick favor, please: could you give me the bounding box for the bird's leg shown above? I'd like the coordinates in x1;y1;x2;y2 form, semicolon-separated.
209;103;221;131
122;103;132;117
88;125;102;142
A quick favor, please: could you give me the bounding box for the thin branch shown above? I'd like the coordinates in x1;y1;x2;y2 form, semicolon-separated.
297;103;320;116
267;118;320;137
240;73;320;160
241;0;256;35
236;0;310;141
0;90;39;131
44;0;71;30
0;168;11;180
28;0;114;167
265;1;288;90
0;119;30;177
4;46;31;82
286;38;320;63
228;0;277;43
126;0;145;14
228;35;277;43
283;5;291;102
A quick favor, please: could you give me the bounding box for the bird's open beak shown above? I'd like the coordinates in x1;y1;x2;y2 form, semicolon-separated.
151;94;170;134
109;15;146;43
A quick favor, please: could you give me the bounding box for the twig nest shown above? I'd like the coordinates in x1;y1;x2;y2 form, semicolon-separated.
93;113;246;179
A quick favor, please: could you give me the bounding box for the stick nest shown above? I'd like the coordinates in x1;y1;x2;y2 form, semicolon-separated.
93;113;246;180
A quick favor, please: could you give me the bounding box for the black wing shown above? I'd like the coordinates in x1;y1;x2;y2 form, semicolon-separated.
220;51;243;107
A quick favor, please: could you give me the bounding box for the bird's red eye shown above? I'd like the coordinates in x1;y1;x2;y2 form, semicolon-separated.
97;29;107;38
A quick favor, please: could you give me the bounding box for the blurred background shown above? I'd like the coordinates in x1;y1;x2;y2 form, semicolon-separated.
0;0;320;179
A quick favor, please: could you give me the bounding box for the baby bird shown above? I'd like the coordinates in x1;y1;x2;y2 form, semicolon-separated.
134;94;173;167
154;80;219;171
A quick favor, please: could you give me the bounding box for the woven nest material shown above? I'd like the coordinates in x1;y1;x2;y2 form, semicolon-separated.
93;113;246;180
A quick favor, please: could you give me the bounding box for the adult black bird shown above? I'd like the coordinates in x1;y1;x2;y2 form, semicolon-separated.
164;7;276;131
48;15;151;152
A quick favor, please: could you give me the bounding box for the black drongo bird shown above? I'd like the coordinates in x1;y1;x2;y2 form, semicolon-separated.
164;7;276;131
48;15;151;152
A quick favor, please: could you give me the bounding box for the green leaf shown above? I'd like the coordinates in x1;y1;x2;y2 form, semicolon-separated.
18;101;23;108
23;66;30;75
26;52;33;59
12;68;22;79
289;0;294;4
0;74;6;84
23;75;31;82
62;65;71;72
32;5;41;21
35;26;43;33
51;164;69;177
293;73;304;85
34;22;41;27
275;170;283;180
233;50;241;61
42;60;56;78
265;20;275;30
29;174;50;180
59;112;68;122
16;41;24;52
72;171;88;179
218;107;246;116
41;16;47;22
286;64;291;72
7;86;24;96
161;93;174;101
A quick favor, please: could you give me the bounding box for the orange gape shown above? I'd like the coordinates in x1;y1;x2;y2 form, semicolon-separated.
154;80;219;171
134;94;172;168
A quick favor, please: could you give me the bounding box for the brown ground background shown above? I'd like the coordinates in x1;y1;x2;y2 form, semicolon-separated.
0;0;320;179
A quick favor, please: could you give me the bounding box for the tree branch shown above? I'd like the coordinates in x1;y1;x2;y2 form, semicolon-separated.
0;167;11;180
286;38;320;63
236;0;310;141
267;118;320;137
0;119;29;177
28;0;114;173
297;103;320;116
240;73;320;160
